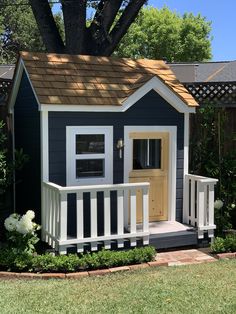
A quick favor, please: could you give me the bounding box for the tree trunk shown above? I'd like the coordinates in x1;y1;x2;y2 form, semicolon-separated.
29;0;64;53
62;0;87;54
29;0;146;56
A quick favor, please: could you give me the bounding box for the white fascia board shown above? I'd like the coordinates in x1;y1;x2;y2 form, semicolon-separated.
8;58;41;113
41;76;197;114
8;59;24;114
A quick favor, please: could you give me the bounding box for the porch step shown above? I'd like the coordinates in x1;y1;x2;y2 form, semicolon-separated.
149;230;198;250
147;221;198;250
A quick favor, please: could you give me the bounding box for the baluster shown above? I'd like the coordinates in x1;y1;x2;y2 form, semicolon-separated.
76;191;84;253
90;191;98;251
130;188;137;247
104;190;111;249
117;189;124;248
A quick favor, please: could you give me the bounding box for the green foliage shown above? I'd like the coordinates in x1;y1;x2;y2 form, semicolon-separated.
115;7;212;61
0;121;29;194
0;246;156;272
210;237;226;253
190;105;236;235
0;1;63;64
211;235;236;253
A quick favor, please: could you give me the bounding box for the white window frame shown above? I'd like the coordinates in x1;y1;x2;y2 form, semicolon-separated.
66;126;113;186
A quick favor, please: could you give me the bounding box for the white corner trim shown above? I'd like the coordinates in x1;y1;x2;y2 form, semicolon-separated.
40;111;49;182
40;76;196;114
66;126;113;186
184;113;189;175
124;125;177;222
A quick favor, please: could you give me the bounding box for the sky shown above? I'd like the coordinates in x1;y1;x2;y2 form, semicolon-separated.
54;0;236;61
148;0;236;61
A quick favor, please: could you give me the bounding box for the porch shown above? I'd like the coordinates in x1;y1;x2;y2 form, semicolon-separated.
42;174;218;254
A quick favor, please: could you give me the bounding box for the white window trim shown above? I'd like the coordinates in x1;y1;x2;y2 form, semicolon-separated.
124;126;177;222
66;126;113;186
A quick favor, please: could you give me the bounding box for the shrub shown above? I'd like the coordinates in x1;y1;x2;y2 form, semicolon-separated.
211;235;236;254
4;210;41;254
210;237;226;253
0;246;156;273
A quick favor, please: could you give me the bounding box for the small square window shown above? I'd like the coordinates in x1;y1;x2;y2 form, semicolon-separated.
76;159;104;178
76;134;104;154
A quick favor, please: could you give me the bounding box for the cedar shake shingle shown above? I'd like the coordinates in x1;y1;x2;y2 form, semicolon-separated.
20;51;198;107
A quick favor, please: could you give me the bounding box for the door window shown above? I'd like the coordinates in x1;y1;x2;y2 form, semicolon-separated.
133;139;161;170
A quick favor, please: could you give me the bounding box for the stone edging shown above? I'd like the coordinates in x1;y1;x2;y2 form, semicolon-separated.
0;252;235;280
215;252;236;259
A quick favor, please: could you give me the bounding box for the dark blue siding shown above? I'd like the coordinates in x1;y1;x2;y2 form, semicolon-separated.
49;90;184;222
14;72;41;221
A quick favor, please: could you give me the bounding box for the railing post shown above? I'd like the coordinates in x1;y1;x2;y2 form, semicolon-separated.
59;192;67;241
142;186;149;245
41;185;46;241
183;175;189;224
208;183;216;237
190;178;195;226
197;181;205;239
104;190;111;249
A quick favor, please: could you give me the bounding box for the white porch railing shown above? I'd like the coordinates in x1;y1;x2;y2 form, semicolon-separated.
184;174;218;239
42;182;150;254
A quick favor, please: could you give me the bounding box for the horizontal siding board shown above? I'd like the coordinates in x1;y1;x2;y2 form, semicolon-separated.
49;89;184;220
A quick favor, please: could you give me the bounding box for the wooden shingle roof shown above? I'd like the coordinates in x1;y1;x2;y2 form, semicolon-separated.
20;51;198;107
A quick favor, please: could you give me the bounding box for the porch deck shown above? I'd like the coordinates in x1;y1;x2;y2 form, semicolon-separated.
139;221;198;249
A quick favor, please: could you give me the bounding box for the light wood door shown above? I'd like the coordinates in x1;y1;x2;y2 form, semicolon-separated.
129;132;169;222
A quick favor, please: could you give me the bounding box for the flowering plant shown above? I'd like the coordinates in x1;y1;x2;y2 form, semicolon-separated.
4;210;41;254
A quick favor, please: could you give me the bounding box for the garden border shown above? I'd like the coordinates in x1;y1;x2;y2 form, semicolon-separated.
0;252;235;280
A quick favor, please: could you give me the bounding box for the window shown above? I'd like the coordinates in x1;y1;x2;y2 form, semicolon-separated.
66;126;113;185
133;139;161;170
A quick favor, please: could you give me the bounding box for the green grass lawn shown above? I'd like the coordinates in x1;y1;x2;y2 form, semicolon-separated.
0;260;236;314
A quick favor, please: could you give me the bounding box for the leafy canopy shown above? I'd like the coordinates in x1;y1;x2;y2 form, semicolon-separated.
115;7;212;61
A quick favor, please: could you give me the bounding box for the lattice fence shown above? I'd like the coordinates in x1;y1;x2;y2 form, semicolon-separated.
185;82;236;106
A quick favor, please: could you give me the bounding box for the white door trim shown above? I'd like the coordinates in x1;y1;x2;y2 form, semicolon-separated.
124;126;177;221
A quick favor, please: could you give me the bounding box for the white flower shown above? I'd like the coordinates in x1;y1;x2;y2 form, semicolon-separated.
231;203;235;209
16;215;34;235
26;210;35;220
214;199;224;210
4;214;19;232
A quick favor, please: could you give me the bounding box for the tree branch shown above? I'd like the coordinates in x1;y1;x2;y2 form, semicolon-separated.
29;0;65;53
62;0;87;54
101;0;146;56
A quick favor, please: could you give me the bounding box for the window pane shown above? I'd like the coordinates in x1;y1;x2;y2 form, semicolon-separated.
133;139;161;169
76;134;104;154
76;159;104;178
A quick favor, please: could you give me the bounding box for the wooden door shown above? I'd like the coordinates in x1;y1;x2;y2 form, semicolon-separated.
129;132;169;222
